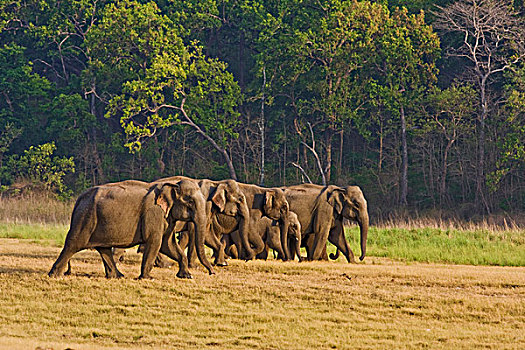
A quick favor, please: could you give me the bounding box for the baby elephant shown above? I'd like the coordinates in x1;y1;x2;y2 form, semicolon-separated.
226;211;303;261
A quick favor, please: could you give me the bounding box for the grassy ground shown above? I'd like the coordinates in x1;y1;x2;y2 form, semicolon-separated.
345;226;525;266
0;240;524;349
1;221;523;266
1;196;524;348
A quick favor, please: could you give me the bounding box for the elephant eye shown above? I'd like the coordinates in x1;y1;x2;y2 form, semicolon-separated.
184;195;194;203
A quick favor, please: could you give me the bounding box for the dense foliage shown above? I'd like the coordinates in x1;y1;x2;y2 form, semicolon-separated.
0;0;523;217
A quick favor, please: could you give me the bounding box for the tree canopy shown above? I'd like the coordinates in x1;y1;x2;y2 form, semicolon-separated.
0;0;523;218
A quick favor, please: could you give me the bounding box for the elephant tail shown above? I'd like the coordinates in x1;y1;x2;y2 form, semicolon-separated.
329;248;340;260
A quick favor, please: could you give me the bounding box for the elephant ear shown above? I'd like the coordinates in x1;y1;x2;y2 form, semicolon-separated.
328;188;345;215
155;183;179;217
211;183;227;212
264;190;275;213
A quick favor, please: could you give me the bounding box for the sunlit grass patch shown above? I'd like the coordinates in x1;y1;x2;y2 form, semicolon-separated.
0;223;67;246
344;226;525;266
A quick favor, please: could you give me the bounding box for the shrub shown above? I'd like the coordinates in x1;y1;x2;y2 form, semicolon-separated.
0;142;75;198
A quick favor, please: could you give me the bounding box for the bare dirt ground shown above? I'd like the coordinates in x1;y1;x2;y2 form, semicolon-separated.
0;239;524;349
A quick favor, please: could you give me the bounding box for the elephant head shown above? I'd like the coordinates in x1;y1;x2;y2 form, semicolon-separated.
263;189;291;260
155;179;214;274
327;186;369;261
211;179;253;259
287;211;302;262
211;179;249;218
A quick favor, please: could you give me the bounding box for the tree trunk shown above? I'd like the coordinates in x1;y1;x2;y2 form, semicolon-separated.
89;87;105;184
400;104;408;206
378;119;383;172
259;67;266;186
283;119;287;185
476;79;490;214
325;131;333;183
338;129;343;179
440;140;453;205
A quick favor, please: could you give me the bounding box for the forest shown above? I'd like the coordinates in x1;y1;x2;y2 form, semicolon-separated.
0;0;523;219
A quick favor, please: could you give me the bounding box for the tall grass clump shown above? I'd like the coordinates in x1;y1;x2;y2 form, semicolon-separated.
0;193;73;225
0;193;71;245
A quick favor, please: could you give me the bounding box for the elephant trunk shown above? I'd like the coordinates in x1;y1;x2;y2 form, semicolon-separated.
358;210;369;261
238;199;255;260
194;197;214;275
294;235;302;262
280;217;290;261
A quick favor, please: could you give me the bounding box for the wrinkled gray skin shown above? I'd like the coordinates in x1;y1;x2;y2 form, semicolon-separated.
179;181;291;265
211;183;290;261
156;176;253;266
112;176;260;268
282;184;369;262
48;179;212;279
226;211;302;261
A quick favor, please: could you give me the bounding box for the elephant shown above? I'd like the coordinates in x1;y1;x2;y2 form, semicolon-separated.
110;177;270;269
282;184;369;262
48;179;214;279
175;180;291;264
225;211;302;261
155;176;254;265
113;245;175;268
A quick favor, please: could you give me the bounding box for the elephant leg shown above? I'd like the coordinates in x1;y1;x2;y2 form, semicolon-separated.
48;243;82;277
227;243;239;259
178;230;190;251
267;229;285;261
160;232;192;279
184;229;199;269
138;207;166;279
328;222;356;263
112;248;127;263
154;253;175;268
139;238;162;280
249;231;266;256
185;223;202;269
303;234;315;261
321;245;329;261
221;235;234;258
206;231;227;266
311;227;330;261
96;247;124;278
256;243;269;260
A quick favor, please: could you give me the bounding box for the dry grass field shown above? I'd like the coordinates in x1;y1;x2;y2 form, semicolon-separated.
0;239;523;350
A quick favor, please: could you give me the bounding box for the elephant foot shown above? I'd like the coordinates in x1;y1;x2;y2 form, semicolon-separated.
213;258;228;267
64;262;72;275
176;270;193;279
107;272;125;279
154;257;175;269
243;249;256;261
48;270;61;278
138;274;154;280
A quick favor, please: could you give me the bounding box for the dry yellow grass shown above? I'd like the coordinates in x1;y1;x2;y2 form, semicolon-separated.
0;239;523;349
0;195;73;225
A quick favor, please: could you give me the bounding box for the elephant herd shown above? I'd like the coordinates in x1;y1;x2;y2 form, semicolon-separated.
48;176;369;280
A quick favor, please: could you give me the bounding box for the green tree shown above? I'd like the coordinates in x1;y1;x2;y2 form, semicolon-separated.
368;7;440;205
1;142;75;195
88;0;242;179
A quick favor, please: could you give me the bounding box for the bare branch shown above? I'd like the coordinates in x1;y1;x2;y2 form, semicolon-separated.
290;162;313;184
